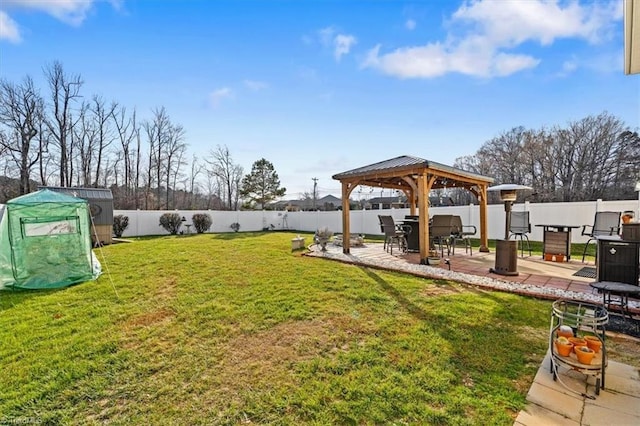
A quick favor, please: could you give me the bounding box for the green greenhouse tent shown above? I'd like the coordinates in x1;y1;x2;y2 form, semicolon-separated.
0;189;101;290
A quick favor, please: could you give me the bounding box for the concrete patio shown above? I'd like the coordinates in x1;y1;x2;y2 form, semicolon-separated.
305;241;640;426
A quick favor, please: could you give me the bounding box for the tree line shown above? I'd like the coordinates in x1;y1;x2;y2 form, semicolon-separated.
0;61;285;209
453;113;640;204
2;62;638;209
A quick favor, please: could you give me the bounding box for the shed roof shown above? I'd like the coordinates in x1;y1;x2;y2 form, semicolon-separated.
39;186;113;200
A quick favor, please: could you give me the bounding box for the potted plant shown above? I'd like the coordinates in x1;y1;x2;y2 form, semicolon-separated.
314;227;333;251
554;336;573;357
568;336;587;349
427;249;440;266
575;345;595;365
584;335;603;353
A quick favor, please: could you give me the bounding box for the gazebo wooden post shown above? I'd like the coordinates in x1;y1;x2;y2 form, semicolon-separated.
409;188;416;216
478;184;489;252
417;173;433;263
341;182;351;254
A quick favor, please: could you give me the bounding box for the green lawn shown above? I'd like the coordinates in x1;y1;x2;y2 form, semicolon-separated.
1;232;554;425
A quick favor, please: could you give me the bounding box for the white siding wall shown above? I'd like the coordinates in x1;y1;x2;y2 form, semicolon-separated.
114;199;640;243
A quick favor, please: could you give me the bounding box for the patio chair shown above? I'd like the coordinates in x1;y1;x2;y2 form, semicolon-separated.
430;215;454;257
378;215;411;255
509;211;532;257
450;215;476;255
580;211;621;262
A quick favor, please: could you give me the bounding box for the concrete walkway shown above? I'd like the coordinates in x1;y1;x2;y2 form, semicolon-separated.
305;242;640;426
516;354;640;425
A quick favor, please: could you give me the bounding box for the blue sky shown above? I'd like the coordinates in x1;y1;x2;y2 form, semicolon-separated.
1;0;638;199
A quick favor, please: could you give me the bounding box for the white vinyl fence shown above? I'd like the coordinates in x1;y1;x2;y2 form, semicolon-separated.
113;199;640;244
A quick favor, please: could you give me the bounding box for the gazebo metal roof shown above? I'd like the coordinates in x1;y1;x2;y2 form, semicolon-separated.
332;155;493;190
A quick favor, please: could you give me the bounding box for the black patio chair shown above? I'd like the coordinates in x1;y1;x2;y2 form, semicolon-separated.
450;215;476;255
580;211;621;262
430;215;454;257
509;211;532;257
378;215;411;255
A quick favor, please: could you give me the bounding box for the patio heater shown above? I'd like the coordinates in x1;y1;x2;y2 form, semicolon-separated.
487;184;532;276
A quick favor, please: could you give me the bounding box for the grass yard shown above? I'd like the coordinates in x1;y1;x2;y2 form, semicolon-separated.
1;232;556;425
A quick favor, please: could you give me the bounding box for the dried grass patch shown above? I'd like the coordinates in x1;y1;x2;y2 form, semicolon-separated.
421;283;464;297
217;317;367;391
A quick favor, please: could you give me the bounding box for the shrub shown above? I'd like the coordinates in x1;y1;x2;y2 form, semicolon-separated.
230;222;241;232
112;215;129;238
192;213;212;233
159;213;183;235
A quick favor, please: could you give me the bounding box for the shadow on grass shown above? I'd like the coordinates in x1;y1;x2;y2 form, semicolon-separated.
0;287;62;310
357;264;549;386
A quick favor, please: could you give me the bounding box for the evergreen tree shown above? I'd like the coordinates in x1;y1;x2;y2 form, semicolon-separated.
240;158;286;209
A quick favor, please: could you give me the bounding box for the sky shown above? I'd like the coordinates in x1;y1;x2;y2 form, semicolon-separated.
1;0;639;199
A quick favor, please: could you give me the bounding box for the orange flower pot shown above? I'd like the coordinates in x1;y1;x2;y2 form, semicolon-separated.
575;346;595;364
554;339;574;357
568;337;587;349
584;335;602;353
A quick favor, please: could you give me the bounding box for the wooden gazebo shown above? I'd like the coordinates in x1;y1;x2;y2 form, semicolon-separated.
332;155;494;264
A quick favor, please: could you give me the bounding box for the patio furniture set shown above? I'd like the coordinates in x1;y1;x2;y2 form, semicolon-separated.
377;214;476;257
376;210;639;318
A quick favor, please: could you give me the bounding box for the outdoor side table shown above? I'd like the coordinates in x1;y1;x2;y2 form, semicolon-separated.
590;281;640;318
535;224;580;261
549;300;608;398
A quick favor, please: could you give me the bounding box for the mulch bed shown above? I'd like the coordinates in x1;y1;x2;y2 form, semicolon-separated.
606;314;640;338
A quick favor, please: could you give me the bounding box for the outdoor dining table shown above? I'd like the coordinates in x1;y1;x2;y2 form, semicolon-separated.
535;224;580;261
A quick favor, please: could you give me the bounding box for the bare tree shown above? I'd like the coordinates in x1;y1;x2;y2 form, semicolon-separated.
164;123;187;209
187;154;203;208
112;105;139;200
44;61;83;187
463;112;639;202
88;95;117;187
552;113;630;201
75;101;97;186
205;145;243;210
35;118;52;186
0;76;45;194
143;107;170;209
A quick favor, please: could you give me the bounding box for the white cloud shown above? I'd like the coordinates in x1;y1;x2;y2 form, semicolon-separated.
3;0;95;26
0;10;21;43
405;19;416;30
209;88;234;106
244;80;268;91
362;0;620;79
1;0;124;42
452;0;619;46
362;41;539;79
317;26;356;62
334;34;356;61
